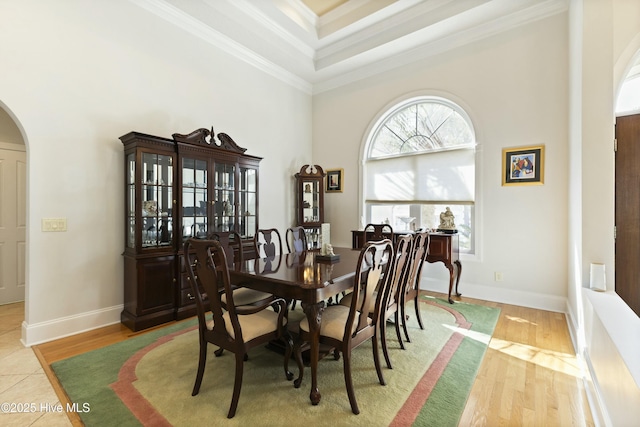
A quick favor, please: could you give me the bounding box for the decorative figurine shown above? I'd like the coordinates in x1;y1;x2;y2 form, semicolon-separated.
322;243;335;256
437;207;457;233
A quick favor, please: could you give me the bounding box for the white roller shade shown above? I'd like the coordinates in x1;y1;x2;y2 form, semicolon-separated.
365;148;475;203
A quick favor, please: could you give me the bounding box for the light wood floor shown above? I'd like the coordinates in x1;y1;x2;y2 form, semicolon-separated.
17;291;594;426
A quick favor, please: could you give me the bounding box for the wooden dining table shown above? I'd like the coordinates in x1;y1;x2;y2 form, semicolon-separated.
229;246;362;406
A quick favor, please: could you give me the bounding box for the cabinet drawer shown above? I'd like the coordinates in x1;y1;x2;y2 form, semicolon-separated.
179;287;197;306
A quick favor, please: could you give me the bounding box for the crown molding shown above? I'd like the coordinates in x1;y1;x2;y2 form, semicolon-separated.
129;0;313;94
128;0;568;95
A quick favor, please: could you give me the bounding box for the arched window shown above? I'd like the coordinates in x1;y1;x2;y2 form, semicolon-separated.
364;96;476;253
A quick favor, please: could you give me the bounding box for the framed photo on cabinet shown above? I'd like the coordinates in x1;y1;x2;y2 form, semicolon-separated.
326;168;343;193
502;145;544;186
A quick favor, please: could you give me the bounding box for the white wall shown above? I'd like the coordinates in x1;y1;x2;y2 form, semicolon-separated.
567;0;640;425
313;13;569;312
0;0;312;344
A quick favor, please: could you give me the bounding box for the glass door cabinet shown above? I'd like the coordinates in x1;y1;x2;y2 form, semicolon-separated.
295;165;325;249
121;127;261;331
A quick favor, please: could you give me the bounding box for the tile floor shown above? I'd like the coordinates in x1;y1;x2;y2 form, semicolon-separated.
0;302;71;426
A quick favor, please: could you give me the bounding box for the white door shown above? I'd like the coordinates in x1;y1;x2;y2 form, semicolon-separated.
0;142;26;304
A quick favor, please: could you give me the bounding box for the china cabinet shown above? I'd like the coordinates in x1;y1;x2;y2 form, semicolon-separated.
294;165;325;249
121;127;261;331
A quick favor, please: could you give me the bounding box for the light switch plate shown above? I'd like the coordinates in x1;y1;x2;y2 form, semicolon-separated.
42;218;67;232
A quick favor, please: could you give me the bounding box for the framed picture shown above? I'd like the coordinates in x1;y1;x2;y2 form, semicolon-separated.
502;145;545;186
326;168;344;193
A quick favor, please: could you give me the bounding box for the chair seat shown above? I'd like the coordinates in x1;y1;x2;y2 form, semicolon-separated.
299;305;370;341
204;309;287;342
222;287;273;307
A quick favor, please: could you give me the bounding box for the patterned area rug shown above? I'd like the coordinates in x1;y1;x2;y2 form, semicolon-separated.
51;296;499;426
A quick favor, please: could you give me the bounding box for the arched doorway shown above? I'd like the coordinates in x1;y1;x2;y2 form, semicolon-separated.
615;51;640;316
0;104;27;308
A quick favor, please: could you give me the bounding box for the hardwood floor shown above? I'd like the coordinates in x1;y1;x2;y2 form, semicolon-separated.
27;291;594;426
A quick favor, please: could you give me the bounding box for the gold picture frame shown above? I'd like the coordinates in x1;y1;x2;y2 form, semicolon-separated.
326;168;344;193
502;145;545;186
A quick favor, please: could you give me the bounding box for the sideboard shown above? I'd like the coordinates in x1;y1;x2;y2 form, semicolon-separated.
351;230;462;303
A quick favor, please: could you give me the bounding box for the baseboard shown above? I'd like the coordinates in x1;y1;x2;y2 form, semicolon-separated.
422;278;566;312
22;305;123;347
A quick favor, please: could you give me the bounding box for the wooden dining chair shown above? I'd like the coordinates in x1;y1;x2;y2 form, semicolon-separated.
399;231;430;343
364;223;393;243
378;233;414;367
285;226;308;253
184;238;294;419
285;226;307;310
291;239;395;414
207;231;274;308
340;234;413;369
254;228;284;258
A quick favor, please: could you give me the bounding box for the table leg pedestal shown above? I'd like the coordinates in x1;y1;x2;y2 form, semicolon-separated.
447;261;462;304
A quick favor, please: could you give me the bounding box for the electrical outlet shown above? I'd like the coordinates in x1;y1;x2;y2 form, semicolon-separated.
42;218;67;232
494;272;503;282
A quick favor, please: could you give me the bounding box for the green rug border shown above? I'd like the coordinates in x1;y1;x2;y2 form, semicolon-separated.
414;296;500;426
51;297;500;427
51;319;198;427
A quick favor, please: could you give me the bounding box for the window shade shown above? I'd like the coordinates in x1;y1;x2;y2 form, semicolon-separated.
365;148;475;202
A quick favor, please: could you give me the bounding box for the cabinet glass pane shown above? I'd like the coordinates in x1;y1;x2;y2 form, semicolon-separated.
126;153;135;248
213;163;235;234
141;153;173;248
242;168;256;191
215;163;235;189
239;167;257;238
302;180;319;223
125;153;136;248
195;159;207;187
213;189;234;233
182;158;209;241
127;154;135;184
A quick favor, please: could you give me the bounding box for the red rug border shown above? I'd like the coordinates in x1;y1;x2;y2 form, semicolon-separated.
390;299;471;426
110;325;198;427
110;299;470;426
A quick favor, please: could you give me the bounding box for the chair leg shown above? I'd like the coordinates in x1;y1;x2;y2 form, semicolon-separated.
192;339;207;396
283;331;294;381
293;336;305;388
401;303;412;343
372;331;386;386
394;310;405;350
380;316;392;369
342;349;360;415
214;347;224;357
413;295;424;329
227;352;245;419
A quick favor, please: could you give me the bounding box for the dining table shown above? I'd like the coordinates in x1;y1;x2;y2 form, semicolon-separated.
229;246;362;406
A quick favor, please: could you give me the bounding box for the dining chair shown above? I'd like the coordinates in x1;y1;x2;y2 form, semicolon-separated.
184;238;294;419
291;239;395;414
364;223;393;242
285;226;308;310
254;228;284;258
340;234;413;369
378;233;413;367
285;226;308;253
207;231;274;308
399;230;430;343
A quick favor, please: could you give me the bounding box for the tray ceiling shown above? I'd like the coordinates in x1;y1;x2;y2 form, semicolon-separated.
130;0;568;94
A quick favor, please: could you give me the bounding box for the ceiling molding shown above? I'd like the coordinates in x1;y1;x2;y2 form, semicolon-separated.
312;0;569;93
129;0;568;95
129;0;313;93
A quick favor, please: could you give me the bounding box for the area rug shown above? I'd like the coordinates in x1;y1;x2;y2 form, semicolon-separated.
51;296;499;427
